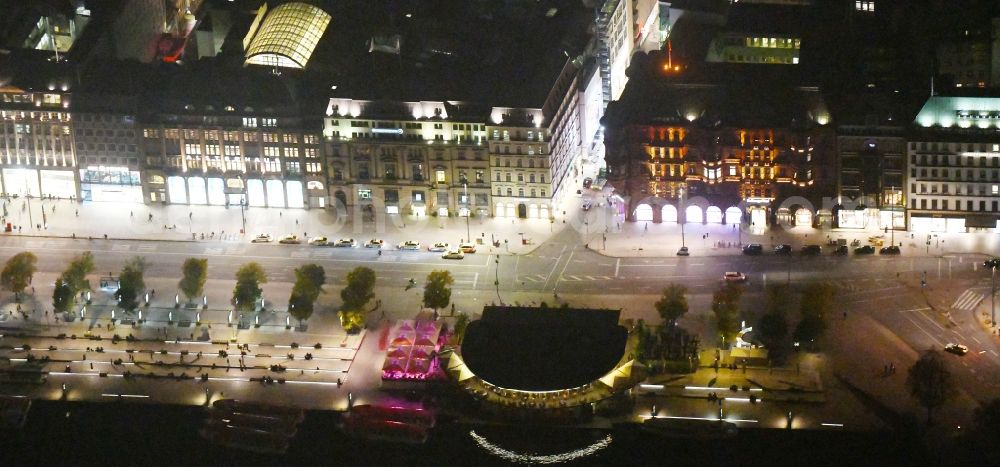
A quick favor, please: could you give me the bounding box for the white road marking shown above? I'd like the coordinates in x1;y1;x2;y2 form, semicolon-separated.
112;244;131;252
897;310;945;347
204;248;222;255
951;290;984;311
991;350;999;357
290;251;310;258
972;336;982;344
472;273;478;288
137;245;156;252
614;258;620;278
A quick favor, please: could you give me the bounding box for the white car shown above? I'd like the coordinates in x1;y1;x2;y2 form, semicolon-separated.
251;233;273;243
398;240;421;250
334;238;357;248
459;242;477;253
365;239;384;249
442;249;465;260
428;242;450;252
723;272;747;283
307;236;329;246
277;234;301;244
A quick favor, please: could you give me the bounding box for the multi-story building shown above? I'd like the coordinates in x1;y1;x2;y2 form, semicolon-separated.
71;94;142;203
834;92;908;230
323;99;493;220
487;108;552;219
0;66;78;201
139;70;324;209
906;95;1000;233
603;56;835;226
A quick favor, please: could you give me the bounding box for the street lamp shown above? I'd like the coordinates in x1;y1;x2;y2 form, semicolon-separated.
463;183;471;242
986;259;999;328
678;186;686;248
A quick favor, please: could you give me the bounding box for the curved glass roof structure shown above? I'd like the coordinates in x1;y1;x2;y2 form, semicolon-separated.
244;2;330;69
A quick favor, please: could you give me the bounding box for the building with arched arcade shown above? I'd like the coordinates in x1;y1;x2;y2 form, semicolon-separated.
603;53;836;228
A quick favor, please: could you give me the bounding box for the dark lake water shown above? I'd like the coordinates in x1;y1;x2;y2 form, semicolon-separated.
0;400;926;466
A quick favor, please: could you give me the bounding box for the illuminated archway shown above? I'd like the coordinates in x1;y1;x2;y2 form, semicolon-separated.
706;206;723;224
725;207;742;224
661;204;677;223
635;204;653;222
685;205;703;224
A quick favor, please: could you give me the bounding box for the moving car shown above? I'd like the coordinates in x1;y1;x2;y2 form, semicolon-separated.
441;249;465;260
984;258;1000;269
879;245;900;255
459;242;477;253
278;235;301;244
723;272;748;283
742;244;763;255
307;236;329;246
398;241;421;250
251;234;273;243
801;245;822;256
365;239;384;249
334;238;357;248
676;246;690;256
774;244;792;255
428;242;450;252
582;201;593;211
854;245;875;255
944;343;968;356
832;245;849;256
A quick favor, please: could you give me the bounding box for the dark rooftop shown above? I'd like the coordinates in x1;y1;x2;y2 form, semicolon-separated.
605;52;829;129
460;306;627;392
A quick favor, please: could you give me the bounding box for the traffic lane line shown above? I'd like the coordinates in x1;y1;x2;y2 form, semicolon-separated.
897;310;946;348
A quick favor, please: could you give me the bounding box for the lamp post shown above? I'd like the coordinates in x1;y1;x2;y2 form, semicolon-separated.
463;182;470;242
679;187;686;248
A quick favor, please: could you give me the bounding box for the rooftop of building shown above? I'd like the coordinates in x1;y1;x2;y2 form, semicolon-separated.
604;51;830;129
459;305;627;392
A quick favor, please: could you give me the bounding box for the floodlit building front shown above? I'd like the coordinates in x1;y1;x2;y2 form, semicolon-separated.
906;96;1000;232
0;84;78;201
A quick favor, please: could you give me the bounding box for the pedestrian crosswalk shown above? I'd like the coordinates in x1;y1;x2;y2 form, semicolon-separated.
951;290;984;311
517;274;615;283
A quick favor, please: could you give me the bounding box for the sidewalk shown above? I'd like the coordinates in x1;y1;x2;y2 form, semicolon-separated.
1;197;560;255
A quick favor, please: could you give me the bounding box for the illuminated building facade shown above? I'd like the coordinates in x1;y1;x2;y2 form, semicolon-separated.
139;70;324;208
487;108;552;219
323;99;492;219
0;83;78;201
603;58;834;226
906;96;1000;232
244;2;330;69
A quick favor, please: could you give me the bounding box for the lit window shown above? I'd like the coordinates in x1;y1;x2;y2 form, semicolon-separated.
435;170;446;183
358;189;372;199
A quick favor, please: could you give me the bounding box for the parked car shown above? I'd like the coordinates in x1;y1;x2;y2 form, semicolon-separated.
854;245;876;255
334;238;357;248
365;239;384;249
251;233;273;243
398;241;421;250
742;244;763;255
774;244;792;255
879;245;901;255
944;343;969;355
583;177;593;189
723;272;748;283
307;236;329;246
832;245;849;256
459;242;477;253
984;258;1000;269
428;242;450;252
441;249;465;260
278;235;301;244
676;246;690;256
801;245;822;256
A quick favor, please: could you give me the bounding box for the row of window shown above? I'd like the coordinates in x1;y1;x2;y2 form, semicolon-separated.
495;187;547;198
494;172;547;183
493;158;547;168
911;154;1000;167
911;168;1000;181
911;142;1000;153
911;183;1000;196
911;198;999;212
354;189;490;206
